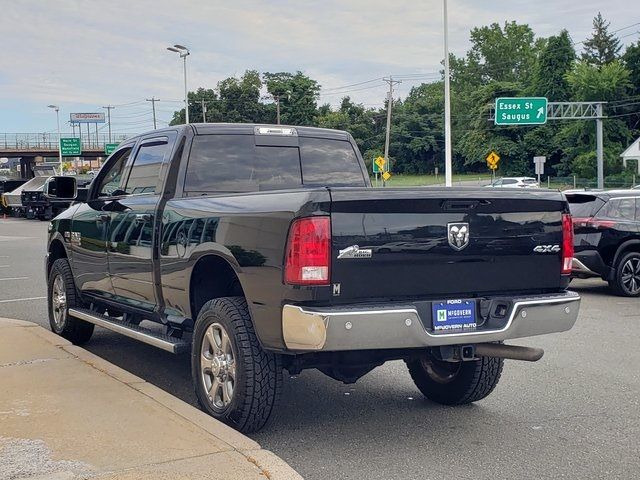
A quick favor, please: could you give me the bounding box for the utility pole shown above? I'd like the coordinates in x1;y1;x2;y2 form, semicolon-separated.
382;76;401;186
146;97;159;129
167;45;190;124
443;0;453;187
103;105;115;142
201;98;207;122
274;95;281;125
596;103;604;189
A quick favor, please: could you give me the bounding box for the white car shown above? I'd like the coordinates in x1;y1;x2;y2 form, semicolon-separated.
485;177;539;188
632;185;639;190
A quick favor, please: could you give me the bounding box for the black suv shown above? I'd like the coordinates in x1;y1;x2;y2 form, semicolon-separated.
567;190;640;296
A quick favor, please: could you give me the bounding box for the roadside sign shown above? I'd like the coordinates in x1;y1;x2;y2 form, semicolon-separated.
495;97;548;125
486;151;500;170
382;171;392;181
60;138;81;156
70;112;105;124
373;161;381;173
374;156;386;171
534;156;546;176
105;143;119;155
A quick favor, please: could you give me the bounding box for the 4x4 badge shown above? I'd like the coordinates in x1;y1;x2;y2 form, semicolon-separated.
447;222;470;251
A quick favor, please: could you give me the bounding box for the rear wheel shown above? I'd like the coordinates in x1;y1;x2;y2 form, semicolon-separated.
191;297;282;433
406;352;503;405
48;258;94;344
609;252;640;297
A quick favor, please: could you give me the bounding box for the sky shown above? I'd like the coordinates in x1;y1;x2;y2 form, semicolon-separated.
0;0;637;135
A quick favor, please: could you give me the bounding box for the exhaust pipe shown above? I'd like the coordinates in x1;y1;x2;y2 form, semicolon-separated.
474;343;544;362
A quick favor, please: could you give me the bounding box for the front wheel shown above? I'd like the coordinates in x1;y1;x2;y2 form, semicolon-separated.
406;352;503;405
609;252;640;297
191;297;282;433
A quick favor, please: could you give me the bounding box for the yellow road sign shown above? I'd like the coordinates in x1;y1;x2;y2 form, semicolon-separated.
375;156;386;170
486;151;500;168
382;171;392;181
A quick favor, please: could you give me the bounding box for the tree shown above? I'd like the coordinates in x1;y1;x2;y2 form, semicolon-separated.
453;22;539;85
169;88;221;125
217;70;266;123
566;61;631;101
581;13;622;66
532;30;575;101
623;42;640;97
263;72;320;125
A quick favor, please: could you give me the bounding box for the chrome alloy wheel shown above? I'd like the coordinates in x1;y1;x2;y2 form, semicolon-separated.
200;322;236;409
621;258;640;294
51;274;67;329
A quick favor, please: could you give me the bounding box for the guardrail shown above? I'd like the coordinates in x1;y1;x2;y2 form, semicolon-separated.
1;133;130;150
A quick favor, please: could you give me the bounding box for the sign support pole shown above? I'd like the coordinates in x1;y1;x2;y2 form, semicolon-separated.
596;103;604;189
443;0;453;187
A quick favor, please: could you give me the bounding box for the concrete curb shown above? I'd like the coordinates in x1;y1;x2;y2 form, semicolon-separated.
0;318;303;480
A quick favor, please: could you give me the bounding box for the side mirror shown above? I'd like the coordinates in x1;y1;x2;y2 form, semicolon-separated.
44;176;77;200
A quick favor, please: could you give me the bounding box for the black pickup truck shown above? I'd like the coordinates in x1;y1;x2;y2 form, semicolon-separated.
45;124;580;432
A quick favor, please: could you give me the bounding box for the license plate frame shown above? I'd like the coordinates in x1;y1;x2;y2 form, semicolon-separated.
431;299;477;332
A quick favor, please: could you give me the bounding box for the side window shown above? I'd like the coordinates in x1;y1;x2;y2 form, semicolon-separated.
502;179;518;185
636;199;640;221
97;148;132;197
124;141;169;195
598;198;636;221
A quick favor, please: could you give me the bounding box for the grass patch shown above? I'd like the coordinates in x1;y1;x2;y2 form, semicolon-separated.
370;173;493;187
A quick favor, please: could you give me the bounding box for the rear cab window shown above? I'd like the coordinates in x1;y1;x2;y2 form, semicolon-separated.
183;133;366;195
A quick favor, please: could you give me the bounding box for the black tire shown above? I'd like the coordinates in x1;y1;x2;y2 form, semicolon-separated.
608;251;640;297
191;297;282;433
47;258;94;344
406;353;503;405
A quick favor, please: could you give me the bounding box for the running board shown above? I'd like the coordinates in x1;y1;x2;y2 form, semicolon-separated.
68;307;191;354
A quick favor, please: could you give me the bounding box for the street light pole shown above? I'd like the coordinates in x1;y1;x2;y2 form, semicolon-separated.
443;0;453;187
48;105;62;175
167;44;190;124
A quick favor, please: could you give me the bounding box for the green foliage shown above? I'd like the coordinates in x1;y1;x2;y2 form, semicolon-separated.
532;30;575;101
566;61;631;101
581;12;622;66
263;71;320;125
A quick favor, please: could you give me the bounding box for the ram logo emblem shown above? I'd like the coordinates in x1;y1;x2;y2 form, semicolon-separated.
447;222;470;251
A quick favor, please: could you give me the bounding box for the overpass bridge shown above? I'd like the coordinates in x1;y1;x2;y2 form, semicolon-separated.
1;132;130;177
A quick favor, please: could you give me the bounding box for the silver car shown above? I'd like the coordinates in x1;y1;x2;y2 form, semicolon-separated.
485;177;539;188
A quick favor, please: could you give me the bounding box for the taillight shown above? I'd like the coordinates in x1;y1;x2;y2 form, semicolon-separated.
284;216;331;285
572;217;615;229
562;213;574;275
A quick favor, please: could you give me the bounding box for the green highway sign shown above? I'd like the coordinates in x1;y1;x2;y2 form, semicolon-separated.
494;97;548;125
60;137;81;156
104;143;119;155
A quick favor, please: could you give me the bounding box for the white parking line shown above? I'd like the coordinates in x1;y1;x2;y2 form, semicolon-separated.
0;296;46;304
0;277;29;281
0;265;9;268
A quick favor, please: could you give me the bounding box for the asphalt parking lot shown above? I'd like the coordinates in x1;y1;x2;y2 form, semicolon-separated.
1;217;638;479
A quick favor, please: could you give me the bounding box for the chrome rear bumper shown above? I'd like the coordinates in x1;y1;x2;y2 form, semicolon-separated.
282;291;580;352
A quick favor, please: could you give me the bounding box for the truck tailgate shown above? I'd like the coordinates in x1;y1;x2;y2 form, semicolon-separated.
329;187;569;302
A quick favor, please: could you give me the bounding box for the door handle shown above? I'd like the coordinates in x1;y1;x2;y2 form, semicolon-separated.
96;213;110;223
134;213;153;223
